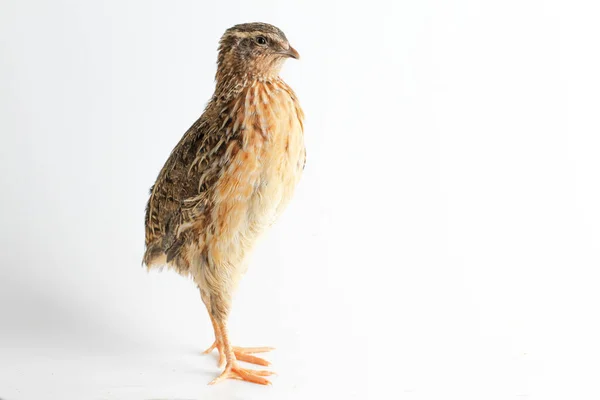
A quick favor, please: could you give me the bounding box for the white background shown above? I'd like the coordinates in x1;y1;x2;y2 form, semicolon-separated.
1;0;599;399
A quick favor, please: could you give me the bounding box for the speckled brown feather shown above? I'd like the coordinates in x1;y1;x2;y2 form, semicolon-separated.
143;23;305;324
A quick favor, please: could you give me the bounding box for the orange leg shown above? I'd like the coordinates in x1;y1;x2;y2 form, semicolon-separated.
203;313;226;368
209;320;275;386
202;303;273;368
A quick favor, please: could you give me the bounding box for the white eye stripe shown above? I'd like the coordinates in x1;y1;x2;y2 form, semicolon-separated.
227;31;282;43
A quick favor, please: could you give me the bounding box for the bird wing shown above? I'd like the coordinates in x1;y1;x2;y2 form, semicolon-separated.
143;100;242;267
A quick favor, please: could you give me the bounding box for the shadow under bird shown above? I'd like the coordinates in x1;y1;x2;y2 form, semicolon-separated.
143;23;305;385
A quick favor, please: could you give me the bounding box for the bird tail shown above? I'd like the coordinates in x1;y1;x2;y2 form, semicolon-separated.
142;240;166;269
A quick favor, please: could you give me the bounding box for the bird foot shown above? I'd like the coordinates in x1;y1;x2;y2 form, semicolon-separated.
232;346;274;367
209;362;275;386
202;341;219;354
203;340;226;367
204;342;274;368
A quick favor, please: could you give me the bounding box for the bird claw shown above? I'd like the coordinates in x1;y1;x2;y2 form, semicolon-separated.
203;340;226;367
233;346;274;367
204;342;274;368
202;341;219;354
209;362;275;386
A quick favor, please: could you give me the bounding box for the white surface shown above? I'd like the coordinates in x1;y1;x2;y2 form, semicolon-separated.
1;0;600;399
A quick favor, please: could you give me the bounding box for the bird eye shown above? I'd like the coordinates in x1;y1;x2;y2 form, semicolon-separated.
255;36;268;45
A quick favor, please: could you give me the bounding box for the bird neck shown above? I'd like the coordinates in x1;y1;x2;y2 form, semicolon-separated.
214;50;284;101
214;68;279;102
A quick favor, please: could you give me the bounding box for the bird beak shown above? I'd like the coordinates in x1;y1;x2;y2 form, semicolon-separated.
280;45;300;60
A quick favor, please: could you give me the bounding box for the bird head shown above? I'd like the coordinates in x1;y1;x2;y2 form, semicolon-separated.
216;23;299;83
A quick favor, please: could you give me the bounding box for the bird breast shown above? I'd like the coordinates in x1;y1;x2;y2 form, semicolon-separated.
207;79;305;266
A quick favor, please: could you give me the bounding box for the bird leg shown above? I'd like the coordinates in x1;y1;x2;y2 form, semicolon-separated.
203;313;226;367
209;319;275;386
202;298;273;368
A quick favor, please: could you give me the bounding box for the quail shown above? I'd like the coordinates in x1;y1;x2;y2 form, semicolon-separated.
143;23;304;385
